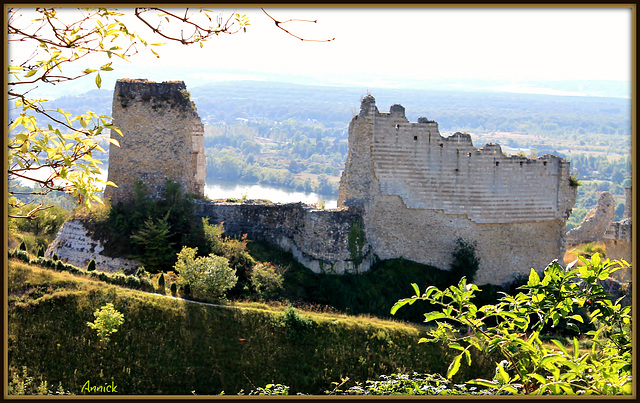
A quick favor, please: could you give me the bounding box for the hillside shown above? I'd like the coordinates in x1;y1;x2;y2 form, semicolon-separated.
7;258;497;395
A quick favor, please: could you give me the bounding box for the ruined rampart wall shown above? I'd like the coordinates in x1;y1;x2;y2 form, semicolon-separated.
339;95;577;285
339;95;575;224
193;200;373;274
104;79;205;204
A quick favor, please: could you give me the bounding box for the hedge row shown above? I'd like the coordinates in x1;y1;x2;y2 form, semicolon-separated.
8;249;155;293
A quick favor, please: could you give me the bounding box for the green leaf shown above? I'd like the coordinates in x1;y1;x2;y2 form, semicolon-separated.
96;73;102;88
550;340;567;354
527;268;540;286
411;283;420;297
424;311;446;323
463;349;471;366
448;342;464;351
567;314;583;323
496;363;510;383
446;353;462;379
468;379;498;388
25;69;37;77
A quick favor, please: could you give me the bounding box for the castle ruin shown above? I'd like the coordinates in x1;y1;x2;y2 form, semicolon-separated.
51;82;581;286
104;79;206;204
336;95;578;284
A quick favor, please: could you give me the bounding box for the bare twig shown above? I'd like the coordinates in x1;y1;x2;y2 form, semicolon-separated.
261;8;334;42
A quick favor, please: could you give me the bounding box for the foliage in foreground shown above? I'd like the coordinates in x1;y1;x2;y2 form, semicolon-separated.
391;254;632;395
9;259;490;395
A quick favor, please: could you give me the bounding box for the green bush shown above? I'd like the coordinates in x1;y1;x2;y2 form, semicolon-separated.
170;282;177;296
249;262;284;300
158;273;165;293
174;247;238;302
87;259;96;272
8;366;70;395
449;238;479;283
86;303;125;344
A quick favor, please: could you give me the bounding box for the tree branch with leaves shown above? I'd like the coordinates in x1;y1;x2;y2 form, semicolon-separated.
7;7;332;220
7;7;250;219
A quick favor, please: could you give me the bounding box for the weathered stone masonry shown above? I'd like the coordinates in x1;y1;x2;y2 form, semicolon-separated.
338;95;577;284
104;79;206;204
193;201;372;274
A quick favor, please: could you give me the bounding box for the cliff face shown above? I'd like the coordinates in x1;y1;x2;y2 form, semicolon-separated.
45;219;140;272
104;79;205;204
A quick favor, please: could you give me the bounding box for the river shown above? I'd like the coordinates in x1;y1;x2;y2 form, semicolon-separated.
204;180;338;209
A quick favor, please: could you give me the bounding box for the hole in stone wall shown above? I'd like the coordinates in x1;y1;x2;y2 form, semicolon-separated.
413;136;418;141
396;124;400;129
520;161;523;166
439;143;443;147
495;161;500;167
543;161;547;166
467;153;472;157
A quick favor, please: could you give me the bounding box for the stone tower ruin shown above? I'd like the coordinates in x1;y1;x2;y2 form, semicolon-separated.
338;95;578;284
104;79;206;204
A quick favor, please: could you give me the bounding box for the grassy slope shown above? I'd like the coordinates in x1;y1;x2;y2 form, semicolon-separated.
7;260;497;395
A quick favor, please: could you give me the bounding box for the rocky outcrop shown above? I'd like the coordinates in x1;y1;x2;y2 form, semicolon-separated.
45;219;140;273
566;192;615;245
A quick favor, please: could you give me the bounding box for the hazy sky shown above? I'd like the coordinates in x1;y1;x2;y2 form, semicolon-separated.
8;6;633;96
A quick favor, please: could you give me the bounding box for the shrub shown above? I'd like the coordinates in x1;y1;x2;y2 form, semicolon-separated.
249;262;284;300
392;254;632;395
158;273;165;293
86;303;125;344
8;366;70;395
170;282;177;296
130;214;176;273
87;259;96;271
136;266;149;278
174;247;238;301
449;238;479;283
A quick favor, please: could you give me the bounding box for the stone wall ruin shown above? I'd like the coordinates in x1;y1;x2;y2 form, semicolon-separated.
104;79;206;204
336;95;578;284
52;88;580;285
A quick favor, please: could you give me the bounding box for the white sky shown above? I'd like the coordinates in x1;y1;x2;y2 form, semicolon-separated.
129;7;633;81
7;6;634;95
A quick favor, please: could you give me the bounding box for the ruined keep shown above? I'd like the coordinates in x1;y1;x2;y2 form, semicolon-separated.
53;89;579;285
104;79;206;204
336;95;578;284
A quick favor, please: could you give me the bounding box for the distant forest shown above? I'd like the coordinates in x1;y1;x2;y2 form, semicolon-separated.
24;81;633;228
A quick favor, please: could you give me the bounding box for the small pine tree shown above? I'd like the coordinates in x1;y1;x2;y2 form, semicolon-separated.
158;273;165;292
37;246;45;257
181;283;191;298
87;259;96;271
170;282;177;296
19;241;27;251
52;254;59;261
